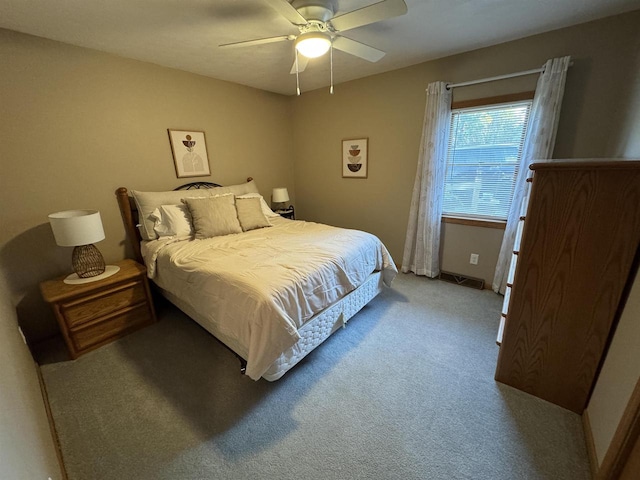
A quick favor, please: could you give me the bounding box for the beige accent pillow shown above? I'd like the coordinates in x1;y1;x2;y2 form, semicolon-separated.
183;194;242;239
236;193;280;218
236;197;272;231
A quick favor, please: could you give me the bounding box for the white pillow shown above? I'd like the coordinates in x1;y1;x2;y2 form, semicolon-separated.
150;204;193;238
236;193;280;218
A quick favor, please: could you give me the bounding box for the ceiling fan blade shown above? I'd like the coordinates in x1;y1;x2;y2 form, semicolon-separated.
332;36;385;62
330;0;407;32
265;0;308;25
290;55;310;74
219;35;293;49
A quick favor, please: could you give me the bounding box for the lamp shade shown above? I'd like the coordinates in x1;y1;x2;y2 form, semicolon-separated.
272;188;290;203
295;32;331;58
48;210;105;247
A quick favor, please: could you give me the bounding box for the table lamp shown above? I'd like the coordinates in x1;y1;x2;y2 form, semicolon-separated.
272;187;290;211
48;210;120;284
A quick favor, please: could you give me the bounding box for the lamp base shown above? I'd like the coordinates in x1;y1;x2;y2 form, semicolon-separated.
72;244;106;278
63;265;120;285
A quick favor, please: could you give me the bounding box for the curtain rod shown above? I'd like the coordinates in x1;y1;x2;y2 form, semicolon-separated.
445;67;544;90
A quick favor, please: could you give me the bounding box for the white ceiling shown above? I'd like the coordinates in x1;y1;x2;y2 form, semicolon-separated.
1;0;639;96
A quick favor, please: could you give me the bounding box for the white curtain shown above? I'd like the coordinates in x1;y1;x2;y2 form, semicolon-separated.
401;81;452;277
492;56;571;293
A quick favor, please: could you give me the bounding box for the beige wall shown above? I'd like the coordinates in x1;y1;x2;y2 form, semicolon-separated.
618;59;640;158
291;11;640;285
3;12;634;342
586;271;640;465
1;12;639;478
584;28;640;466
0;28;294;343
0;272;61;479
0;32;293;478
441;223;504;285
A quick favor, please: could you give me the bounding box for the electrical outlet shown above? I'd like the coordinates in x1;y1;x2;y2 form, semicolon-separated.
470;253;479;265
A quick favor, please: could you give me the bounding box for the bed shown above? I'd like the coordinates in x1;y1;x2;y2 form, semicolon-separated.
116;178;397;381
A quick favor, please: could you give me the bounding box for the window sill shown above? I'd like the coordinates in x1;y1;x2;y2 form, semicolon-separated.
442;216;506;230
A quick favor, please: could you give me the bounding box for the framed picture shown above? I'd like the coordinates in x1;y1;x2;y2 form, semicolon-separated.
167;129;211;178
342;138;368;178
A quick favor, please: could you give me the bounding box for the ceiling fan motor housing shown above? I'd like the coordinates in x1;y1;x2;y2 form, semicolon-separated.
292;0;335;23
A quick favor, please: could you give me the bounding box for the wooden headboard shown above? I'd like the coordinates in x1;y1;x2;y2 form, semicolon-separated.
115;177;253;264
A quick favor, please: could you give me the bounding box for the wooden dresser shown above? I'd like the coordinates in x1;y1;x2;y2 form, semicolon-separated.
40;259;157;359
495;160;640;414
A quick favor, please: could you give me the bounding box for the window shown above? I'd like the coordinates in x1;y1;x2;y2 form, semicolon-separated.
443;99;532;221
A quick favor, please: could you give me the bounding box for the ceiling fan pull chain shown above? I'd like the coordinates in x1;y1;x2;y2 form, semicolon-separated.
295;49;301;96
330;43;334;94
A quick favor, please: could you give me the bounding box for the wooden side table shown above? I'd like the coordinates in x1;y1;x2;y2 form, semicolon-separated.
40;259;157;359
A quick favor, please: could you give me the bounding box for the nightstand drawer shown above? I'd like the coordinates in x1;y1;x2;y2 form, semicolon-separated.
62;281;147;328
71;304;153;352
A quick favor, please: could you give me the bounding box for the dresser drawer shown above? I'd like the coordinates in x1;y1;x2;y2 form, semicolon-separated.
71;304;153;352
61;281;147;328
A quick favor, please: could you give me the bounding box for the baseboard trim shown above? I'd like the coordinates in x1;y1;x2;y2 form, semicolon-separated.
583;410;599;479
36;362;69;480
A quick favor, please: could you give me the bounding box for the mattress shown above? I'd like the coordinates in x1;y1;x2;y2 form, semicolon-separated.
142;217;397;380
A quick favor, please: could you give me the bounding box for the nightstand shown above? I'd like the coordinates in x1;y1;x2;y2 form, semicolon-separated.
39;259;157;359
275;206;295;220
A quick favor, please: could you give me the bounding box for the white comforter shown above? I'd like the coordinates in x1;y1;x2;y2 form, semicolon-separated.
141;217;397;380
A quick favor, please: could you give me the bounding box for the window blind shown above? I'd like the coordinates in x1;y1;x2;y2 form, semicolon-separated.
443;101;532;220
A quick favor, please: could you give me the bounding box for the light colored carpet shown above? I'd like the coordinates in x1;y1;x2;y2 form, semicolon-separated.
42;273;591;480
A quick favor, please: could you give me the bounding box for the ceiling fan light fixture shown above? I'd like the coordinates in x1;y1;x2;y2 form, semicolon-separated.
295;32;331;58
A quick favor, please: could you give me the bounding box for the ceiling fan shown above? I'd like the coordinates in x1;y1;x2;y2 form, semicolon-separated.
219;0;408;93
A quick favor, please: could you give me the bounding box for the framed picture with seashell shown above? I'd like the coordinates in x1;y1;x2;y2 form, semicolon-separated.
168;129;211;178
342;137;368;178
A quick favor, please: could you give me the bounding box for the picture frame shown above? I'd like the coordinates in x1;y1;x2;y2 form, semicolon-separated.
342;138;368;178
167;129;211;178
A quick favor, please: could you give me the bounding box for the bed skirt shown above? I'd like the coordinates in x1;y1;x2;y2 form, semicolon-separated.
160;271;384;381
